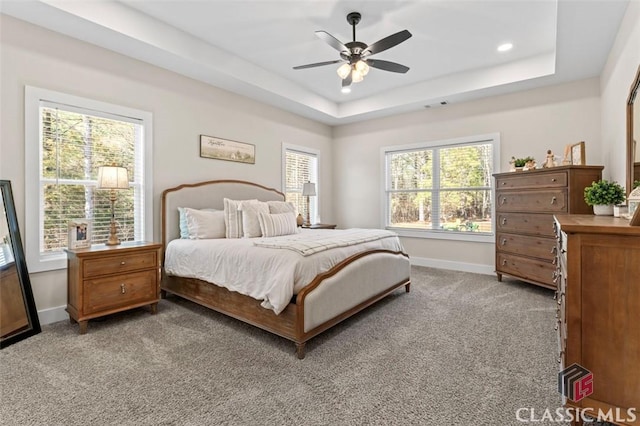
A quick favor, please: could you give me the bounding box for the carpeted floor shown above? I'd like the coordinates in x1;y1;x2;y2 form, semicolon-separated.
0;266;564;425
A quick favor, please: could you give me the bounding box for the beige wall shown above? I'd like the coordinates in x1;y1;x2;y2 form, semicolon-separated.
600;0;640;189
0;15;333;317
332;78;602;269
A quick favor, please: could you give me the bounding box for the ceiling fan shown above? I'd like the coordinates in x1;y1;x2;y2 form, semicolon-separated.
293;12;412;91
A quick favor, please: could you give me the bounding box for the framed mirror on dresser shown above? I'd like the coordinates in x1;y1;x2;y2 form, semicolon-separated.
0;180;40;348
627;64;640;195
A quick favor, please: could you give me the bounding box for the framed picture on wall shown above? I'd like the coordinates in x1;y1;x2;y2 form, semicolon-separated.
199;135;255;164
68;219;91;249
571;141;586;165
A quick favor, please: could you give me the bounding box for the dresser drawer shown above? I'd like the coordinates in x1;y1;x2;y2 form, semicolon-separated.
496;232;557;261
497;253;556;287
496;171;567;190
83;251;157;278
83;269;158;314
496;190;567;213
497;213;556;237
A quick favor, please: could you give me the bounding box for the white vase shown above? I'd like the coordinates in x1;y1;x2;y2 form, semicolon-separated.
593;204;614;216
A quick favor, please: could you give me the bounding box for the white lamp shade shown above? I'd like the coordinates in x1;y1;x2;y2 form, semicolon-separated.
337;63;351;79
302;182;316;197
97;166;129;189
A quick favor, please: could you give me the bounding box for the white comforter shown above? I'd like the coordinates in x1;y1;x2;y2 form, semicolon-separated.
164;229;404;314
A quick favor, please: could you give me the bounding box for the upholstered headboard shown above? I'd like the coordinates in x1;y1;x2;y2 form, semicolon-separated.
161;180;285;253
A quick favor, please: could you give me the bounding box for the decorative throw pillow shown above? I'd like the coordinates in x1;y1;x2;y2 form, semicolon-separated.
239;200;269;238
183;208;226;239
267;200;296;214
223;198;257;239
258;212;298;237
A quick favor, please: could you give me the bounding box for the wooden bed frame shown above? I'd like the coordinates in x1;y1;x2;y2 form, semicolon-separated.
160;180;411;358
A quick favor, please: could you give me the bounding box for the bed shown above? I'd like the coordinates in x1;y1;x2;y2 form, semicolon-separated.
160;180;411;358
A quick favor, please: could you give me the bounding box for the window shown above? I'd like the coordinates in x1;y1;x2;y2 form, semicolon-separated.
282;144;319;223
25;87;153;272
383;133;499;241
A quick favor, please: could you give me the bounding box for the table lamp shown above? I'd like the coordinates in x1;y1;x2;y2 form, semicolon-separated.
302;182;316;226
97;165;129;245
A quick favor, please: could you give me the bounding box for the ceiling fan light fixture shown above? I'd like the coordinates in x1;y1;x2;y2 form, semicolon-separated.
355;60;369;76
497;42;513;52
341;86;351;94
337;63;351;79
351;69;364;83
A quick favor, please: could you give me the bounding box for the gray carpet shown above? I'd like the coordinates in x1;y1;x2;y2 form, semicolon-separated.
0;266;564;425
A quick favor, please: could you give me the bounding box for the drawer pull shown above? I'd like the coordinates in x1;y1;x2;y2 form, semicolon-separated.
501;238;507;246
500;197;507;205
550;196;557;204
121;261;126;265
554;323;559;331
550;246;557;254
121;283;126;294
558;352;564;364
501;181;507;185
501;217;507;225
502;259;507;266
552;270;559;283
551;178;557;182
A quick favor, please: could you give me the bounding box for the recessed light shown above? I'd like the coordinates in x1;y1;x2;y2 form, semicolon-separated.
341;86;351;94
497;43;513;52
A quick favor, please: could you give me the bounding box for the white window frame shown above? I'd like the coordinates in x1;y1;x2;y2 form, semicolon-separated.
25;86;153;272
381;133;500;243
281;143;320;224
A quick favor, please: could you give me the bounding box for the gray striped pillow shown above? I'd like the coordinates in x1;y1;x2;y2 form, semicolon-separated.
258;212;298;237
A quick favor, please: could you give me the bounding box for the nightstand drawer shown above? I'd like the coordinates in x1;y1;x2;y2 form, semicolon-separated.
83;270;157;314
83;251;157;278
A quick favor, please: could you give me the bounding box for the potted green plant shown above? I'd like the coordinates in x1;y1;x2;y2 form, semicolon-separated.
510;156;535;171
583;179;626;215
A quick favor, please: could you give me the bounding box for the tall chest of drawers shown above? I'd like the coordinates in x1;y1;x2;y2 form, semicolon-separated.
554;215;640;425
493;166;602;289
65;241;162;334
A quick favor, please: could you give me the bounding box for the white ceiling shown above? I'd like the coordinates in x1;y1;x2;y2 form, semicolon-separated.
1;0;630;125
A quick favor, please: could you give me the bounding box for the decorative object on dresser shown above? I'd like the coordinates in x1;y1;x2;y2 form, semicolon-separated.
67;218;91;249
570;141;586;165
510;156;535;171
65;241;162;334
302;181;316;226
542;149;558;168
554;215;640;425
583;179;626;216
96;165;130;246
628;186;640;220
494;165;603;290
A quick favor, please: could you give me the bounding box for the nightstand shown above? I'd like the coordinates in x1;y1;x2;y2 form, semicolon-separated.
65;241;162;334
301;223;337;229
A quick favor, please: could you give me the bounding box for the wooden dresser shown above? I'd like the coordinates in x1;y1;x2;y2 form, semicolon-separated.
554;215;640;425
494;166;602;289
66;241;162;334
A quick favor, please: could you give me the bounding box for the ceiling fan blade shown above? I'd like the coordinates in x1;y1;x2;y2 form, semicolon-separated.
293;59;344;70
315;30;349;53
366;59;410;73
364;30;412;56
342;73;353;87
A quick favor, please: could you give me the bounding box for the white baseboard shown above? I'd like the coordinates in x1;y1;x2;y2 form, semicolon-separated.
38;305;68;326
410;256;495;276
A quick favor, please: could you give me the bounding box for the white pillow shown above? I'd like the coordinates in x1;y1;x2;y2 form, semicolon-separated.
183;208;226;239
178;207;220;238
239;200;269;238
267;200;296;214
258;212;298;237
223;198;257;239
